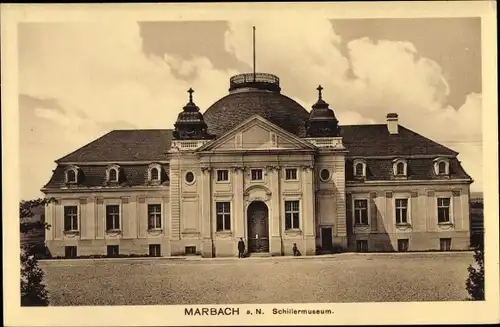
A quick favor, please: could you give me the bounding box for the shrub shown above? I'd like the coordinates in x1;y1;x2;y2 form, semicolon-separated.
465;244;485;300
20;247;49;306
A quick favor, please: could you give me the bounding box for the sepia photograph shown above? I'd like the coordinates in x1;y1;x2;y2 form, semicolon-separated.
2;2;498;326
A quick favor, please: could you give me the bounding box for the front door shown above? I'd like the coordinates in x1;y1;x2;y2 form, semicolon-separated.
321;227;333;251
247;201;269;253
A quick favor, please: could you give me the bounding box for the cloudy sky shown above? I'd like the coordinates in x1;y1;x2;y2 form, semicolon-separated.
18;17;482;200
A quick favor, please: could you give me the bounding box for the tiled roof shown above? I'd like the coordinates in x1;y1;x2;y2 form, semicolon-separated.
345;157;471;182
340;125;458;157
43;164;169;189
203;91;311;137
56;129;173;163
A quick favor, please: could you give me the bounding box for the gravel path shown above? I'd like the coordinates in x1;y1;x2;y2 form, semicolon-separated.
39;252;474;306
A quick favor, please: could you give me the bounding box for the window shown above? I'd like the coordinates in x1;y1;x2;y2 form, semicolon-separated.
106;205;120;231
398;239;409;252
438;161;447;174
107;245;119;257
440;238;451;251
64;206;78;231
285;168;298;180
185;171;195;184
285;200;300;230
354;199;368;225
395;199;409;224
216;202;231;231
217;169;229;182
148;204;162;229
151;167;160;181
356;240;368;253
251;169;263;181
396;162;405;175
185;246;196;255
65;246;77;258
66;169;77;183
109;168;118;182
437;198;451;223
319;169;330;182
149;244;161;257
355;163;364;176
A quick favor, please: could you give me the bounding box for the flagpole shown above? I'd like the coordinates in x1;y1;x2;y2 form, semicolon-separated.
253;26;256;81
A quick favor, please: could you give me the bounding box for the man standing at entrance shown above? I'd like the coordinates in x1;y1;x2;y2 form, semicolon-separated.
238;237;245;258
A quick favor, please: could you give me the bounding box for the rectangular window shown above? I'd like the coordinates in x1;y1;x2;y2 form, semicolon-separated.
440;238;452;251
65;246;77;258
147;204;162;229
437;198;451;223
149;244;161;257
217;169;229;182
185;246;196;255
64;206;78;231
216;202;231;231
106;205;120;231
354;199;368;225
356;240;368;253
398;239;409;252
395;198;409;224
285;200;300;230
251;169;263;181
107;245;119;257
285;168;298;180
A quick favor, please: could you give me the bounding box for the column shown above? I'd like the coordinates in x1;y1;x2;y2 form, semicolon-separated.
301;166;316;255
233;167;245;239
269;167;281;256
200;167;213;257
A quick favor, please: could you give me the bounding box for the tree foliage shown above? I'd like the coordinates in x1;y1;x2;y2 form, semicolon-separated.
20;197;56;306
466;243;485;301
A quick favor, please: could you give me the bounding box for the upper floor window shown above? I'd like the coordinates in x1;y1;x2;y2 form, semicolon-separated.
392;159;407;177
437;198;451;223
185;171;195;184
353;160;366;178
64;206;78;231
319;168;331;182
354;199;368;225
395;198;409;224
151;167;159;181
148;204;162;230
251;169;263;181
148;163;162;183
355;163;364;176
285;168;298;180
106;205;120;231
106;165;120;183
217;169;229;182
285;200;300;230
65;166;79;184
216;202;231;231
434;158;450;176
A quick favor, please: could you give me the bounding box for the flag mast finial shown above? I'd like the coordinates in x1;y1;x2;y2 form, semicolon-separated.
253;26;256;81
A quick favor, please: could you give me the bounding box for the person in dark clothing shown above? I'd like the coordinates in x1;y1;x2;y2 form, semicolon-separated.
238;238;245;258
293;243;302;256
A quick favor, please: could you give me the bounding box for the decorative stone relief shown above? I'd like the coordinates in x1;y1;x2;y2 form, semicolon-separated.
231;165;245;173
411;191;419;198
265;165;280;172
200;166;212;173
452;190;461;197
121;197;129;204
427;190;435;197
79;197;87;205
301;164;314;171
385;191;393;198
138;196;146;204
96;197;104;205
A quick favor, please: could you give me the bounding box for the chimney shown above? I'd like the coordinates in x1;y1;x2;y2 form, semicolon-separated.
386;113;399;134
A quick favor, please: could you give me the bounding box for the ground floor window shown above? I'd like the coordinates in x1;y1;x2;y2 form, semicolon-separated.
356;240;368;252
106;205;120;231
354;199;368;225
65;246;77;258
440;238;452;251
285;200;300;229
147;204;162;229
216;202;231;231
107;245;119;257
397;239;409;252
149;244;161;257
185;246;196;255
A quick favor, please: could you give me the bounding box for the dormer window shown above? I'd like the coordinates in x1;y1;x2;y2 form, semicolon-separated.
392;158;407;177
65;166;79;184
106;164;121;183
353;159;367;178
434;157;450;176
148;163;162;183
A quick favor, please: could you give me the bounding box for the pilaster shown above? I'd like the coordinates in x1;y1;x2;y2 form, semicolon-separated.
200;165;213;257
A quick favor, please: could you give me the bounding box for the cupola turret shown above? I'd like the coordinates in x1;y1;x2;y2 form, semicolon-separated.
305;85;340;137
173;88;215;140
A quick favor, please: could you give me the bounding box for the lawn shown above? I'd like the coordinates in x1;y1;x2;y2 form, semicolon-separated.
38;252;474;306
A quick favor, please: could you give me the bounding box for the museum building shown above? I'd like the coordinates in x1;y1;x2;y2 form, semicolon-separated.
42;72;473;258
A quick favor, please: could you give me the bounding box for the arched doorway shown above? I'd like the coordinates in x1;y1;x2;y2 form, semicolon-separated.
247;201;269;253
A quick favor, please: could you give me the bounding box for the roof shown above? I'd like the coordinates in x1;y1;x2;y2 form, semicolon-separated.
56;129;173;163
203;90;310;138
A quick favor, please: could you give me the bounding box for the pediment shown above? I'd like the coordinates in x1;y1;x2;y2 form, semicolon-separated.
198;115;316;152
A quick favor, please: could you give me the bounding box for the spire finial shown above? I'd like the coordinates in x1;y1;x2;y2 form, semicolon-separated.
188;87;194;103
317;85;323;99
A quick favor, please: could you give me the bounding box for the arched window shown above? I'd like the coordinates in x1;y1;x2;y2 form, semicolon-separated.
355;163;364;176
396;162;405;175
67;169;76;183
151;167;159;181
109;168;118;182
438;161;447;174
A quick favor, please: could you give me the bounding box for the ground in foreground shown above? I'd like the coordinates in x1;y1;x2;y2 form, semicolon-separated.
39;252;473;306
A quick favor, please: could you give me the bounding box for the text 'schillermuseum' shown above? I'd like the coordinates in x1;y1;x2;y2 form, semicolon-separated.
41;72;473;258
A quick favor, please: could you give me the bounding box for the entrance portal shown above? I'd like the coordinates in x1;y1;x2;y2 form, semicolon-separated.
321;227;333;251
247;201;269;253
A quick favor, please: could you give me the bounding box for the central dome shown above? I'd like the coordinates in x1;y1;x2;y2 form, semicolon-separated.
203;73;310;137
